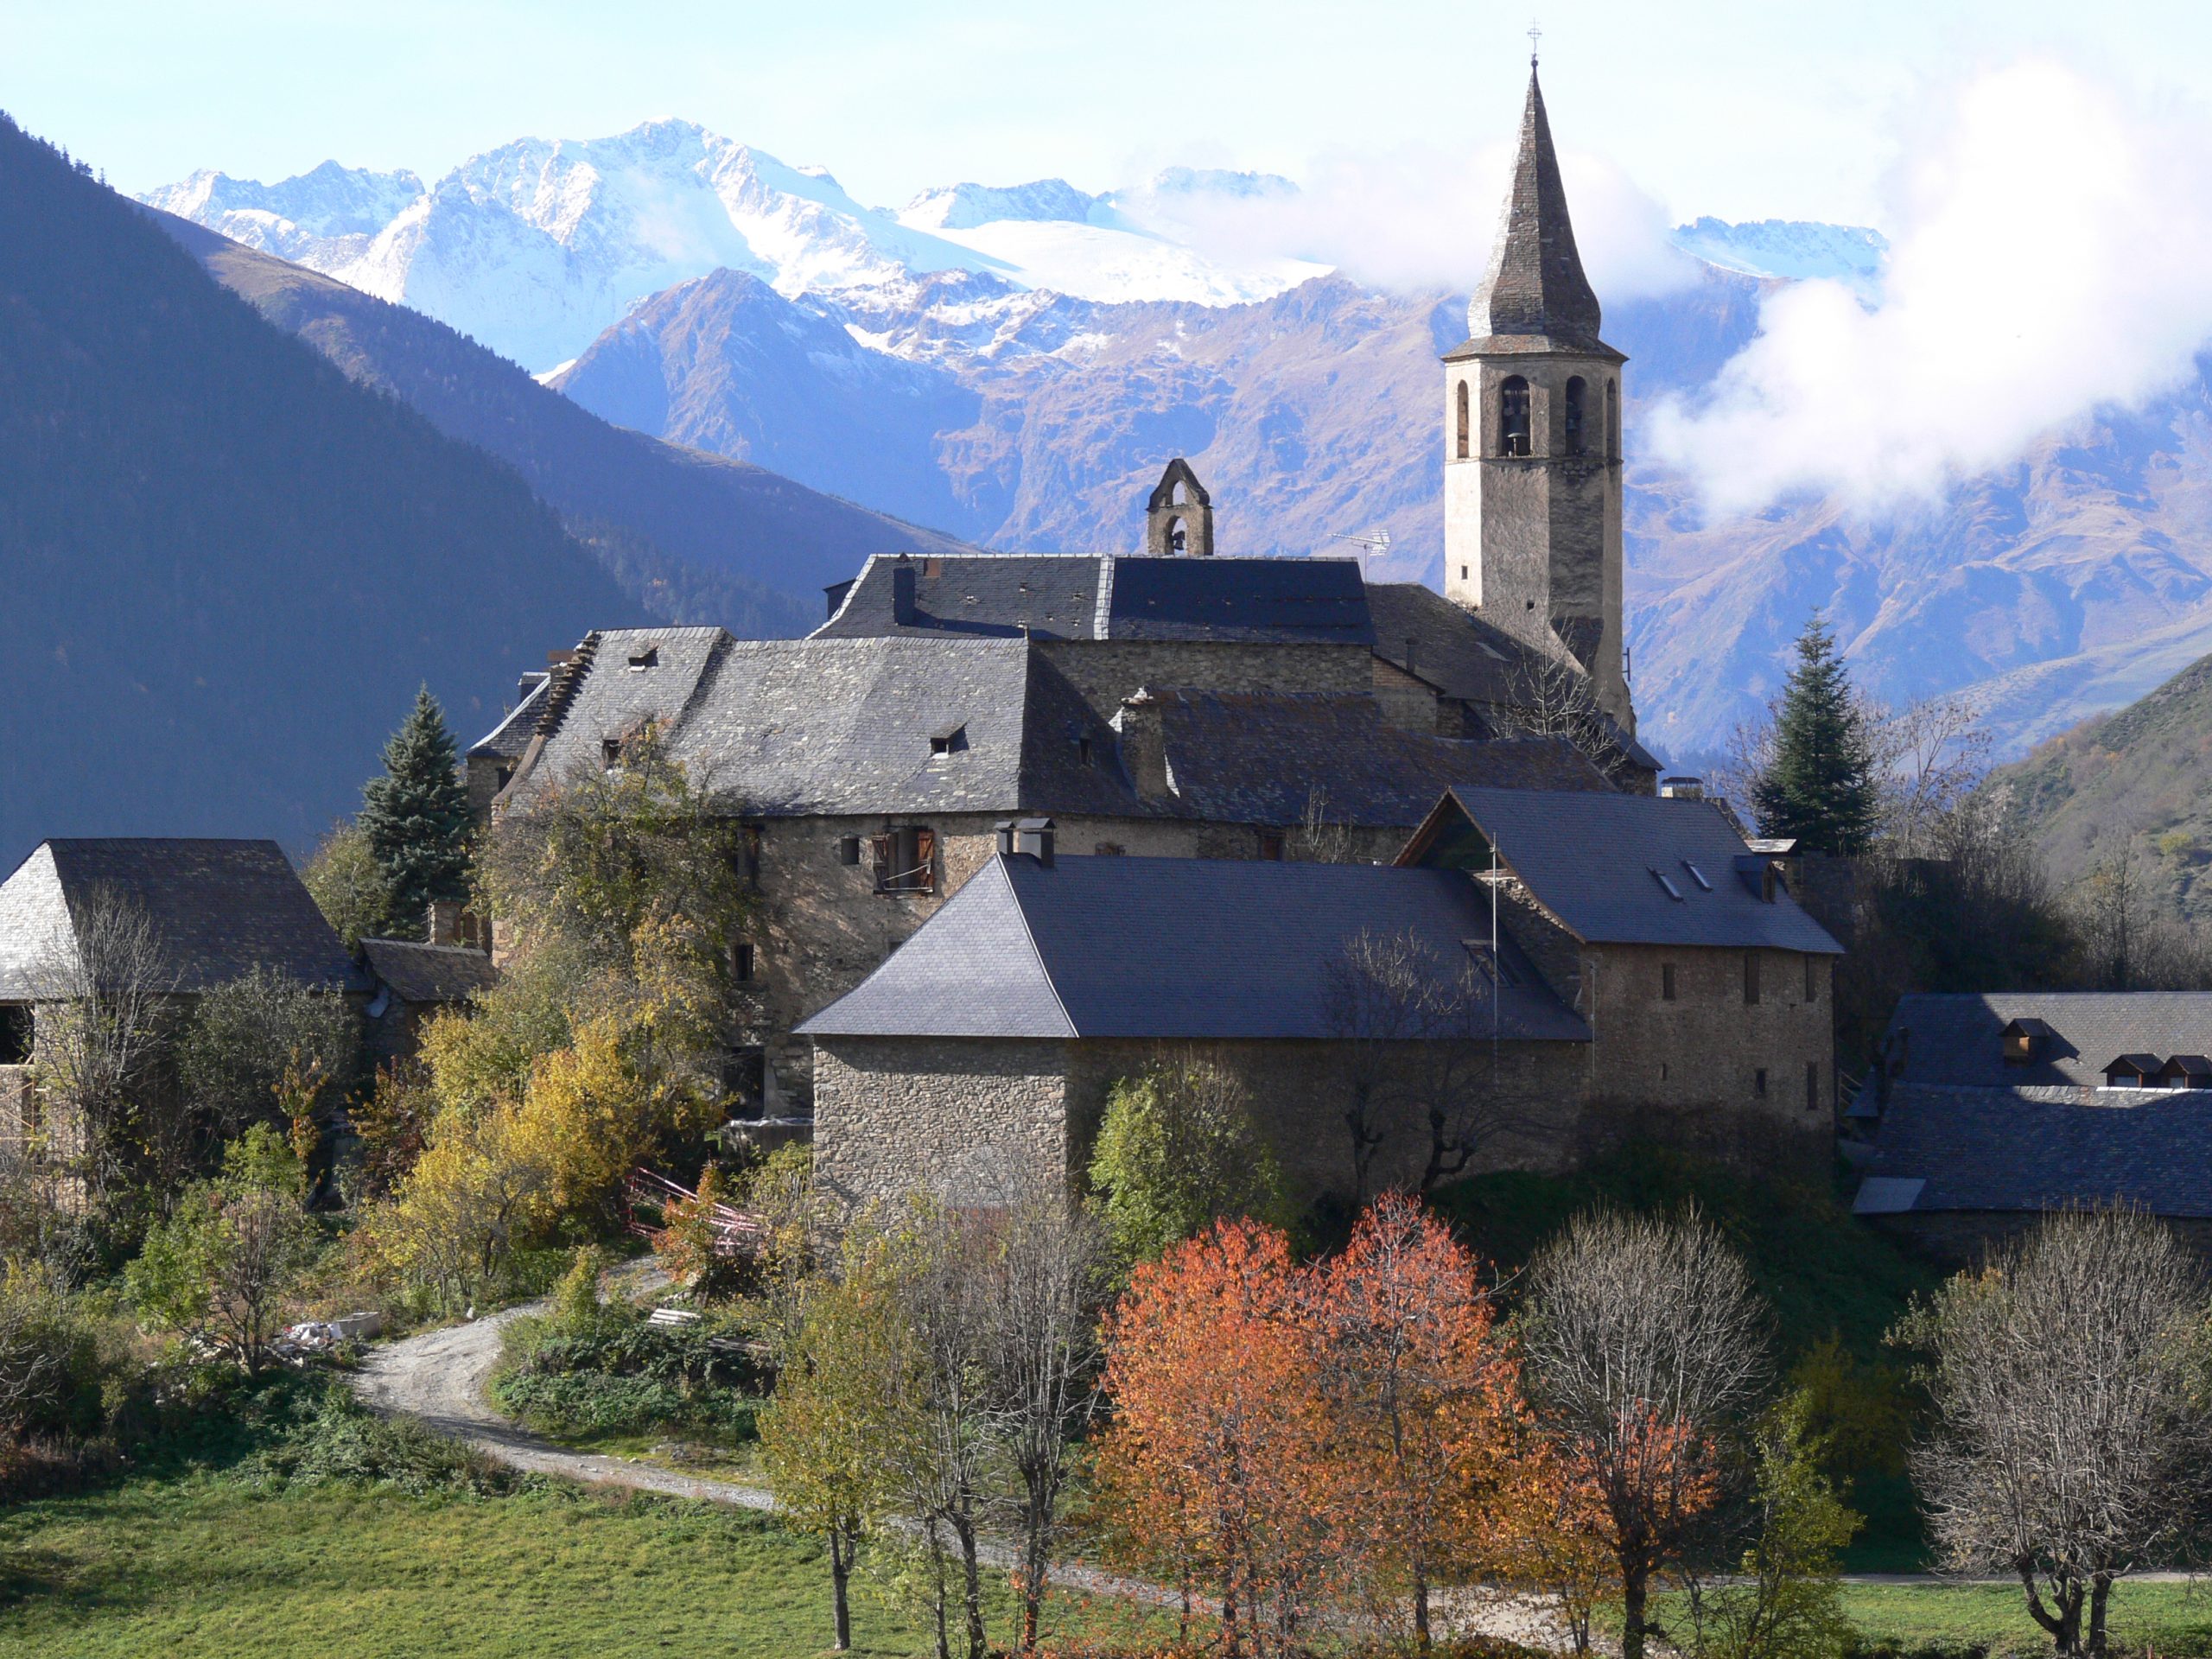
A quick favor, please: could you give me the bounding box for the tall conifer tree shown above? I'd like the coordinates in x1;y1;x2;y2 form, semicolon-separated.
359;687;473;938
1752;613;1880;855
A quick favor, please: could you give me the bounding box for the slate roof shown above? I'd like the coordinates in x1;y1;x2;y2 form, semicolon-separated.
1867;994;2212;1091
1142;690;1607;827
1405;787;1844;953
359;938;499;1006
814;553;1376;646
0;840;364;999
1852;1083;2212;1217
800;853;1591;1043
467;673;550;763
1449;67;1620;361
1364;582;1539;709
515;630;1143;820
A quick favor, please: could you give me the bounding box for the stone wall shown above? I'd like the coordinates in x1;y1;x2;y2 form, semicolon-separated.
1583;942;1835;1128
812;1036;1071;1207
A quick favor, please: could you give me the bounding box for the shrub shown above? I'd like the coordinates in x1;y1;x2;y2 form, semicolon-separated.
247;1382;517;1497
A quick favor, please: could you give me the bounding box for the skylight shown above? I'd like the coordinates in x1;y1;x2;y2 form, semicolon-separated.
1649;868;1684;901
1681;860;1712;891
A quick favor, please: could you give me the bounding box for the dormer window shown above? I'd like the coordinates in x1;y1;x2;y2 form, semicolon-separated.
2002;1018;2053;1065
601;738;622;770
626;646;659;671
930;723;967;758
2104;1054;2162;1089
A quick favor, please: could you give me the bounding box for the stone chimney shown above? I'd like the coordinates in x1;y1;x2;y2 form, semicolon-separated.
1116;689;1173;801
426;899;482;950
891;555;918;625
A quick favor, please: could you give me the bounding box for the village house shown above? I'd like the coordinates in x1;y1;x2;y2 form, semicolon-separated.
1849;993;2212;1260
800;788;1842;1208
0;839;369;1154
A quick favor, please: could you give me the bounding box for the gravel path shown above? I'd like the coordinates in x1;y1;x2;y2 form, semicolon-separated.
351;1302;776;1512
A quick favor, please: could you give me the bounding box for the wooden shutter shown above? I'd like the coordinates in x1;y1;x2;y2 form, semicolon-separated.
869;834;894;891
913;829;937;893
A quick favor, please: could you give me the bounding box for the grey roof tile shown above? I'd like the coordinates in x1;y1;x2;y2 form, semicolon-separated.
801;853;1591;1043
467;674;550;761
1857;1082;2212;1216
0;839;362;998
1147;690;1607;827
1872;993;2212;1090
359;938;499;1005
814;553;1375;646
1417;787;1844;952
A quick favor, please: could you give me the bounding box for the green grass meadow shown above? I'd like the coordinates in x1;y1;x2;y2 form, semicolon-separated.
0;1475;1165;1659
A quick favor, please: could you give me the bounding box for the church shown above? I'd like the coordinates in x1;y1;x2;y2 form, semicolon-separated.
469;67;1820;1180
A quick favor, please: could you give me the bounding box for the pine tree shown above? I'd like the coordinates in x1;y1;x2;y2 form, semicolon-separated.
359;687;473;939
1752;613;1880;855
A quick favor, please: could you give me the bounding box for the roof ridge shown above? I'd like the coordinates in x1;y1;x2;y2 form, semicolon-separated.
995;856;1080;1039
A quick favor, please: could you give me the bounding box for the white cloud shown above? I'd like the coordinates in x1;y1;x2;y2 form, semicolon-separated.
1649;60;2212;517
1116;141;1698;303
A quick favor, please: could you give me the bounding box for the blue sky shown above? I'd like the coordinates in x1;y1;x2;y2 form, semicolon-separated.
10;0;2211;225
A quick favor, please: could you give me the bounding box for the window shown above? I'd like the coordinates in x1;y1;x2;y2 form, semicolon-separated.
1460;565;1469;582
0;1006;29;1067
1804;956;1818;1001
1093;842;1126;856
1744;952;1762;1005
872;826;937;893
732;942;755;983
721;1046;766;1115
736;823;763;890
1806;1061;1821;1114
1258;831;1285;861
1649;868;1683;901
1455;379;1471;459
1564;376;1586;455
601;737;622;770
1755;1068;1769;1098
930;723;966;757
1607;380;1620;456
1168;518;1188;556
1661;963;1676;1001
836;835;861;867
626;646;659;671
1499;376;1532;457
1077;736;1093;766
1681;860;1712;891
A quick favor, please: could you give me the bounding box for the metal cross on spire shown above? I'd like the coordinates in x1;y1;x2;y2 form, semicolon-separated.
1528;20;1542;67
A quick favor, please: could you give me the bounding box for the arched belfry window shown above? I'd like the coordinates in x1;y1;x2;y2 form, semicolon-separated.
1606;379;1620;458
1564;377;1586;455
1499;376;1531;458
1167;518;1187;555
1455;380;1470;459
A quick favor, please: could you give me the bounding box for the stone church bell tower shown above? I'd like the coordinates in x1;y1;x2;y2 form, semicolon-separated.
1443;64;1632;734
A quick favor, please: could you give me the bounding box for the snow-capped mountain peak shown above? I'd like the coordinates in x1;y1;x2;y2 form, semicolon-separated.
1668;216;1888;298
901;179;1100;230
138;161;426;265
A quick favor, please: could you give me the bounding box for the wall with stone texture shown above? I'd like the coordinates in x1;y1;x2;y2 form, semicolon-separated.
1583;942;1835;1128
813;1036;1071;1206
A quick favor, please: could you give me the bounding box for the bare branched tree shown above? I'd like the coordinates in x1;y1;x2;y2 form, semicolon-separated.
1908;1209;2212;1658
1519;1208;1771;1659
1864;691;1993;858
29;887;178;1193
1289;788;1357;865
1323;929;1527;1198
980;1190;1109;1654
1504;651;1640;789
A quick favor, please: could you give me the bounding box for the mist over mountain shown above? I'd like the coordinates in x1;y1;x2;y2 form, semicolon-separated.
0;111;647;866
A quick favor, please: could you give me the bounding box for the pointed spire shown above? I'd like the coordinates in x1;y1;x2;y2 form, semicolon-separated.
1468;67;1605;348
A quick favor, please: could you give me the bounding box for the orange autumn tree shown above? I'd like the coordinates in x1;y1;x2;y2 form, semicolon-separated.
1303;1192;1522;1650
1093;1218;1343;1657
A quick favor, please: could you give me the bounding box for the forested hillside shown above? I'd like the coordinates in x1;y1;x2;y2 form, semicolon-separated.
0;113;643;863
1993;648;2212;924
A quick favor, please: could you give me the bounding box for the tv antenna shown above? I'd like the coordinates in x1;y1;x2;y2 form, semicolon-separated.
1332;529;1391;574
